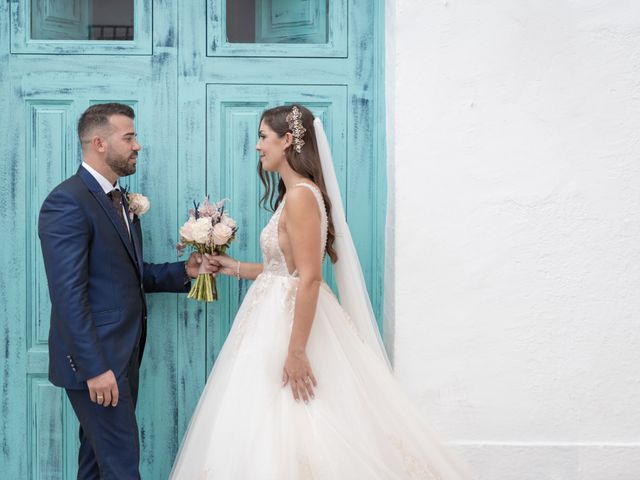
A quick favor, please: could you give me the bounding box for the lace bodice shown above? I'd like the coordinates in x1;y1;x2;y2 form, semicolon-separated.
260;183;328;277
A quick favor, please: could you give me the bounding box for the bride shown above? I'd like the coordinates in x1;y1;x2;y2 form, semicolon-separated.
170;105;468;479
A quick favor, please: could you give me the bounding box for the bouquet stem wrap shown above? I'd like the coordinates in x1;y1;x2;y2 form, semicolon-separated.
187;246;226;302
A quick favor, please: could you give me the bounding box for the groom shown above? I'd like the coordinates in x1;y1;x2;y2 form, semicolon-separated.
38;103;212;479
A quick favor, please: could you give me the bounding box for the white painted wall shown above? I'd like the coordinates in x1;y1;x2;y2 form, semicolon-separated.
386;1;640;478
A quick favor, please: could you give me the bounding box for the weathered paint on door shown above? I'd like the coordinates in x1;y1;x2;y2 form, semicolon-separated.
0;1;386;478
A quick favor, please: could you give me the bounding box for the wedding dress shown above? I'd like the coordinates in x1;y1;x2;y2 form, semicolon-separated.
169;181;468;479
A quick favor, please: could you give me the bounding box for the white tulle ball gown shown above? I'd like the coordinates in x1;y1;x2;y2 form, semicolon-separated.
170;183;468;479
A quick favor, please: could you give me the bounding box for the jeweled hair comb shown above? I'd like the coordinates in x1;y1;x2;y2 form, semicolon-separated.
286;105;306;153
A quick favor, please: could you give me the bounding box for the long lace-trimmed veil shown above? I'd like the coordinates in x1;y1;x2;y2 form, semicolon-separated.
313;118;391;368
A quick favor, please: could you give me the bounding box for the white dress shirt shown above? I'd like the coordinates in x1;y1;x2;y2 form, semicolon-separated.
81;162;131;236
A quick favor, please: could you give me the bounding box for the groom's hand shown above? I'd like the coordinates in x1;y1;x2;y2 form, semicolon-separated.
185;252;219;278
87;370;119;407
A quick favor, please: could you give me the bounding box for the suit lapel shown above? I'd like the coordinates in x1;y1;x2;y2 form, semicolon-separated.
121;193;144;278
77;167;139;273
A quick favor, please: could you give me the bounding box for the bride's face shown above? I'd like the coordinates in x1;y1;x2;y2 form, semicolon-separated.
256;121;290;172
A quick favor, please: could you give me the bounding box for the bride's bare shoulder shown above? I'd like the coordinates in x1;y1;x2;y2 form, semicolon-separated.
283;184;321;221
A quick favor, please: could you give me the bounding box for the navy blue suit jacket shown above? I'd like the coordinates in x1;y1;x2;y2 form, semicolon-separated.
38;166;188;389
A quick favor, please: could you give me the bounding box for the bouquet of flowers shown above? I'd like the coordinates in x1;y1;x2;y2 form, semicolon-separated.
177;197;238;302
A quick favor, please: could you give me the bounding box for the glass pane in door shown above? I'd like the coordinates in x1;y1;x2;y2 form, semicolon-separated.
31;0;134;41
226;0;328;44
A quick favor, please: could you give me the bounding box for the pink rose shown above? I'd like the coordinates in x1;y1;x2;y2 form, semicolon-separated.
211;223;233;246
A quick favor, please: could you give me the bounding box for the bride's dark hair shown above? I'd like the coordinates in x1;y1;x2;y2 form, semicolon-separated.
258;104;338;264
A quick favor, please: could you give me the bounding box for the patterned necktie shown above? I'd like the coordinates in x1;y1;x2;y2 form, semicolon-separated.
108;189;131;241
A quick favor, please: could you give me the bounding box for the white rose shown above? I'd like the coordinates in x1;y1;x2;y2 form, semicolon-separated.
191;217;213;245
179;217;197;243
128;193;150;216
220;214;237;229
211;222;233;246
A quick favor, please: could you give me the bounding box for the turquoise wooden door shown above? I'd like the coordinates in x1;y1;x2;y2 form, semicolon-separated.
0;1;385;478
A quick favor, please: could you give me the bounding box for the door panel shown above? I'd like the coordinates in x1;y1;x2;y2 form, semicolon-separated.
29;378;64;479
26;101;76;347
24;99;81;479
204;83;346;370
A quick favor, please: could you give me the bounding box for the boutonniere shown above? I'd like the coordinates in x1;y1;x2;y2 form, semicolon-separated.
124;190;150;221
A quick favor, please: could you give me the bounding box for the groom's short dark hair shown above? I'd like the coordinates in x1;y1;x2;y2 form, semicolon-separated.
78;103;135;143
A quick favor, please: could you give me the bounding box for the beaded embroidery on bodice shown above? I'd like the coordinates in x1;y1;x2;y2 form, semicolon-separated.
260;183;328;277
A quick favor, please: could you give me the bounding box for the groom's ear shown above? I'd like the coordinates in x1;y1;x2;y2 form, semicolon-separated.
92;135;107;153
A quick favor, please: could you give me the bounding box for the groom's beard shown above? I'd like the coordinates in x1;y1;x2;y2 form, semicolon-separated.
106;151;137;177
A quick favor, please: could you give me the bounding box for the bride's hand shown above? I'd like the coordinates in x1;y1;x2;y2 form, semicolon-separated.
282;351;317;403
206;253;238;277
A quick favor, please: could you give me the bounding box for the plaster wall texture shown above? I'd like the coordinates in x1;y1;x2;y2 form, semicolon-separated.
386;1;640;478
